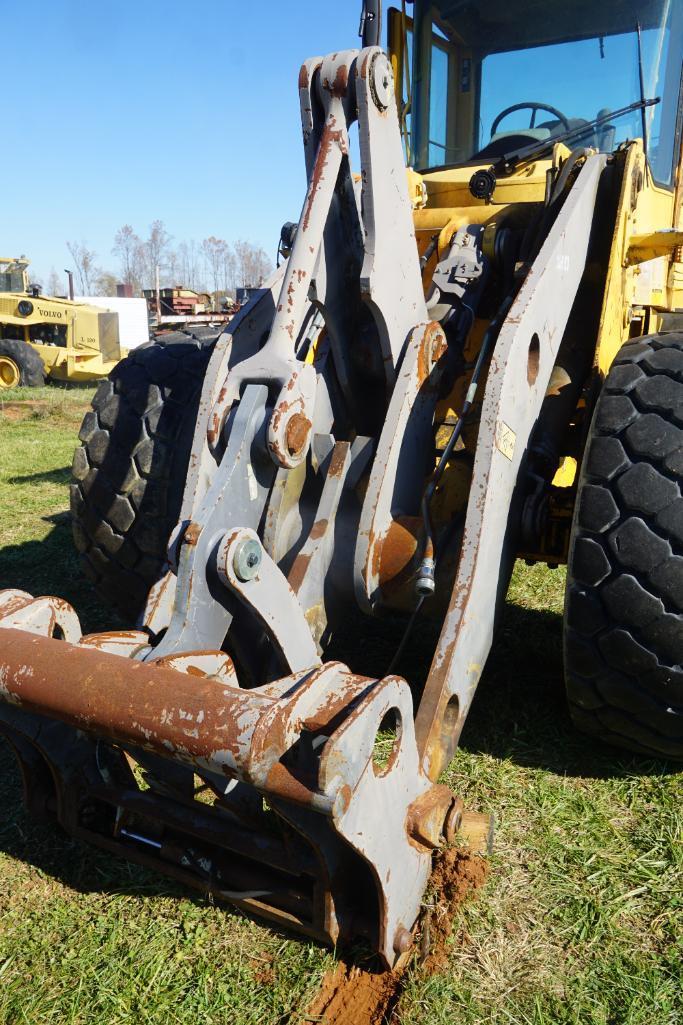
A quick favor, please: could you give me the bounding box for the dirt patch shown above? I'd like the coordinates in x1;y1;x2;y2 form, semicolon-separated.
0;401;49;422
299;961;400;1025
297;849;489;1024
420;848;489;976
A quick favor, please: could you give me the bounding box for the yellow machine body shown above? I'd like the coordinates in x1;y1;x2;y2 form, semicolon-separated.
388;1;683;564
0;258;123;384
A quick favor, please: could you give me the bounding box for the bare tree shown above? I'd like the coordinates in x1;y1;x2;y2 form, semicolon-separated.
113;225;144;293
233;239;272;288
166;248;180;286
144;220;172;287
47;268;65;297
177;240;203;292
108;224;270;295
201;236;231;296
94;271;119;297
222;246;237;296
66;241;99;294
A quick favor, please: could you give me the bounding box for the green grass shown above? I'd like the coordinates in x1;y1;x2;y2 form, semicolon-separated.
0;385;117;633
0;388;681;1024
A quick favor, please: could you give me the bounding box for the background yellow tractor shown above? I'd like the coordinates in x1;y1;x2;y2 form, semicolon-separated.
0;257;123;388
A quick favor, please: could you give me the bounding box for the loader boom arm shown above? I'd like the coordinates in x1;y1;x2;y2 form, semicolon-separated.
416;155;607;779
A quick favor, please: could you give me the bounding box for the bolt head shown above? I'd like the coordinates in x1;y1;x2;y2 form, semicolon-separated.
285;412;311;458
233;538;262;582
393;925;413;955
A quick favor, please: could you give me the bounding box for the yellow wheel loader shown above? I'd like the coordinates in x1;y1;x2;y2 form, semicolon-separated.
1;0;682;967
0;257;124;387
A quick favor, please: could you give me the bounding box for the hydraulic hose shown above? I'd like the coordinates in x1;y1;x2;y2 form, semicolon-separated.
416;294;514;597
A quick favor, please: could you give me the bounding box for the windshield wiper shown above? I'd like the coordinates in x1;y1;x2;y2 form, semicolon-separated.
492;96;660;174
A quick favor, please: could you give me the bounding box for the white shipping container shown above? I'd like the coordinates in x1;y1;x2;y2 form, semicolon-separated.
75;296;150;350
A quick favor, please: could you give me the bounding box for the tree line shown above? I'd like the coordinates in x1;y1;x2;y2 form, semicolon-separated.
48;221;273;299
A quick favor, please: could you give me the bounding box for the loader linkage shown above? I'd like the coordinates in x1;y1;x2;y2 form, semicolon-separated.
0;45;604;964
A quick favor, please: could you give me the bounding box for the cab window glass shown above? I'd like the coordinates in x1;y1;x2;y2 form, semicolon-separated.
410;0;683;186
429;42;449;165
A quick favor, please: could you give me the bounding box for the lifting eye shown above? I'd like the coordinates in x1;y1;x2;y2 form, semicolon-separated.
17;300;33;316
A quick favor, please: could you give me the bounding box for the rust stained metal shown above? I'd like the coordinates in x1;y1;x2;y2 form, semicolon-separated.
184;521;202;547
245;664;373;786
414;155;607;782
327;443;348;479
79;630;150;658
285;413;312;457
287;551;312;596
0;41;514;969
308;517;329;542
0;593;81;644
0;628;269;775
207;384;230;448
302;120;348;234
322;63;349;98
151;649;237;685
355;323;446;612
406;784;459;850
265;761;330;810
377;516;421;597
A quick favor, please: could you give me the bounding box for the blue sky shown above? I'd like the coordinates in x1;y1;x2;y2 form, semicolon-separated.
4;1;361;285
7;1;677;286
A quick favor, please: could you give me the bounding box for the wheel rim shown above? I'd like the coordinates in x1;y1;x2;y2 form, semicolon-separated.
0;355;21;388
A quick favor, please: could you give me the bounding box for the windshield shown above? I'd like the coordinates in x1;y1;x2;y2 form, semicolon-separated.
410;0;683;184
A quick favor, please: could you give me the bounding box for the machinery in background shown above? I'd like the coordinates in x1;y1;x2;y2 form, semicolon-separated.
0;257;124;387
144;284;238;335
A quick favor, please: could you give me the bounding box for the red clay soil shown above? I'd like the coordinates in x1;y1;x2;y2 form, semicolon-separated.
300;961;400;1025
421;847;489;976
297;849;489;1025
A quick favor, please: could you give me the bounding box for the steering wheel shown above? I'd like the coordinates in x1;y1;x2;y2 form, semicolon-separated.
491;102;571;137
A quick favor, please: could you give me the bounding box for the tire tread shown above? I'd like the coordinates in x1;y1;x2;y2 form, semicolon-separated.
70;331;216;618
565;334;683;759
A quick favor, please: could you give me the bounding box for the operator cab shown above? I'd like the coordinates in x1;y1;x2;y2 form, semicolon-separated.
0;258;29;294
392;0;683;186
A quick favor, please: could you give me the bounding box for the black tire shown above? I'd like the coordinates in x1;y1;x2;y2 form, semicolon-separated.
0;338;45;388
71;330;219;619
564;334;683;759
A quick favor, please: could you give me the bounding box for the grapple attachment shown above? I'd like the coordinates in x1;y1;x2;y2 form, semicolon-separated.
0;591;458;966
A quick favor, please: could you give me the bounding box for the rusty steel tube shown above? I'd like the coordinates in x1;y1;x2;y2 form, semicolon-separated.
0;628;274;778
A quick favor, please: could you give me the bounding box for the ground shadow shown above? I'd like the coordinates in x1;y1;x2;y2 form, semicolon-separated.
327;599;678;782
7;466;72;486
0;518;125;633
455;600;678;780
0;738;188;903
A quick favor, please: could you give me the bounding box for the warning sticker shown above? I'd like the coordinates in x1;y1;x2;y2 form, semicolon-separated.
495;421;516;460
